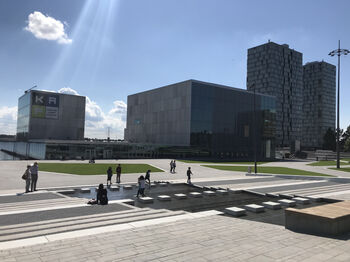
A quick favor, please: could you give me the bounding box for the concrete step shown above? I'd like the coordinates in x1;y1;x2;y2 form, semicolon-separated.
0;208;151;231
0;198;85;213
0;209;187;242
272;184;350;196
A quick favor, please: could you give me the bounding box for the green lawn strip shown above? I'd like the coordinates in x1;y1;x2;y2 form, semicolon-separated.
178;160;269;165
341;158;350;162
38;163;163;175
308;160;350;166
330;167;350;173
202;165;332;177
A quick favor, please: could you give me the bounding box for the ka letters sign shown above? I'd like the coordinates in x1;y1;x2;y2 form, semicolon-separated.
32;92;59;119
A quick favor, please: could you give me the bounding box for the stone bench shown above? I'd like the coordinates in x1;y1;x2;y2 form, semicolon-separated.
203;191;216;196
189;192;202;198
285;201;350;236
262;201;281;210
157;195;171;201
278;199;296;207
138;197;154;203
279;194;294;199
244;204;265;213
292;197;311;205
57;190;75;195
80;188;90;193
216;190;228;195
158;183;168;187
173;193;187;200
123;185;133;190
228;189;242;194
224;207;246;217
109;186;120;191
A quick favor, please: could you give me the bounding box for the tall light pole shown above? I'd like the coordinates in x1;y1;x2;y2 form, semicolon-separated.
250;83;258;174
329;40;349;169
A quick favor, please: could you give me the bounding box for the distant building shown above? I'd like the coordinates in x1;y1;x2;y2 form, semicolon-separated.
125;80;276;160
247;41;303;148
16;90;86;141
302;61;336;149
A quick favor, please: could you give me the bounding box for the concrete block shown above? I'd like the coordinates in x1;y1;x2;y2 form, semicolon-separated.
306;196;322;202
173;193;187;199
265;193;279;198
159;183;168;187
150;183;157;188
228;189;242;194
189;192;202;198
203;191;216;196
278;199;296;207
279;194;294;199
292;197;311;205
80;188;90;193
138;197;154;203
57;190;75;195
224;207;246;217
157;195;171;201
244;204;265;213
262;201;282;210
123;185;133;190
109;186;119;191
216;190;228;195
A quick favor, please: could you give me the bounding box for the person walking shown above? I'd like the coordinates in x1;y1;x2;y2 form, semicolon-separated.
116;164;121;184
106;167;113;186
186;167;193;184
23;165;31;193
137;175;146;198
145;169;151;188
173;160;176;173
170;160;174;173
30;162;39;192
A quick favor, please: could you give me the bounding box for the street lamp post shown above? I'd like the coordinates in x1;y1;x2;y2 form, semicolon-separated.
250;83;258;174
329;40;349;169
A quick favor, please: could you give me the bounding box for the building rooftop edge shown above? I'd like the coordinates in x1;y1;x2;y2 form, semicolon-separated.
128;79;276;99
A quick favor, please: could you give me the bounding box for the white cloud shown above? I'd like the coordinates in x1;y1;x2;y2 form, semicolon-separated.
25;11;72;44
0;106;17;135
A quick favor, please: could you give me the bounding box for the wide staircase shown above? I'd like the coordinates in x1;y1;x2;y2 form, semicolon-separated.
0;192;187;243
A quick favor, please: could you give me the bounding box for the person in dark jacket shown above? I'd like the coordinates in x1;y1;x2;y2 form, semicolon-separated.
116;164;122;183
145;170;151;188
106;167;113;186
97;183;108;205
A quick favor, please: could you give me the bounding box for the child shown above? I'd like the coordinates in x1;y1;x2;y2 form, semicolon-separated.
137;175;146;197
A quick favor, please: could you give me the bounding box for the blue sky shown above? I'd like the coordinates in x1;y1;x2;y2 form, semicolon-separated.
0;0;350;138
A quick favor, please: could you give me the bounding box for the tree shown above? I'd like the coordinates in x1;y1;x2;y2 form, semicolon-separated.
345;137;350;152
323;128;336;151
341;125;350;150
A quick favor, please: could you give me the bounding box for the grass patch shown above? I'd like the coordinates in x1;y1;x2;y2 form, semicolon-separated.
38;163;163;175
178;160;269;165
330;167;350;173
308;160;350;166
202;165;332;177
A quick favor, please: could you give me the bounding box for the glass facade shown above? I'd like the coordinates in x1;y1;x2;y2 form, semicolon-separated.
190;82;276;160
16;92;31;141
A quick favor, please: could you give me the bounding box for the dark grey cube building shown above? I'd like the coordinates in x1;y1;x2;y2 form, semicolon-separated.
302;61;336;148
16;90;86;141
247;41;303;148
125;80;276;160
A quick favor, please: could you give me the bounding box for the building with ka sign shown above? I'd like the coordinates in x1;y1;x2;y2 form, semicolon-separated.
16;90;86;141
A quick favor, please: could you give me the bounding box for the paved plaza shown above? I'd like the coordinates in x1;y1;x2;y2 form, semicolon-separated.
1;159;350;261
